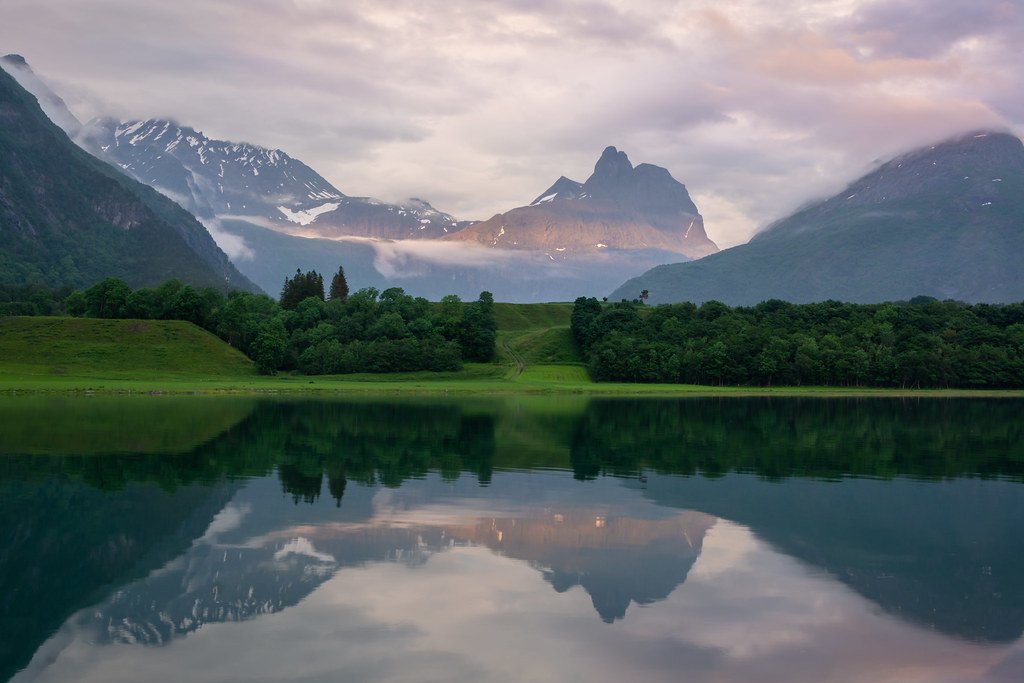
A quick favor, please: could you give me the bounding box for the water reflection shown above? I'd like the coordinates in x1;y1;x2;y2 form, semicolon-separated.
2;396;1024;682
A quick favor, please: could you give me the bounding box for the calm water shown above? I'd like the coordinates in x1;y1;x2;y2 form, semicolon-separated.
2;396;1024;682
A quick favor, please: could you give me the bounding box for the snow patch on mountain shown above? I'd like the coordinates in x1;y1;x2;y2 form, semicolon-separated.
278;202;341;225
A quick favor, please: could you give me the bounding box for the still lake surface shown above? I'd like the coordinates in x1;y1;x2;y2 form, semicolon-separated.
2;395;1023;682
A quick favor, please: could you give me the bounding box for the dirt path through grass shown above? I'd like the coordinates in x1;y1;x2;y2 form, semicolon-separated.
501;340;526;377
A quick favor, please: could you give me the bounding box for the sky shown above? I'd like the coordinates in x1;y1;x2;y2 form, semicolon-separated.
1;0;1022;247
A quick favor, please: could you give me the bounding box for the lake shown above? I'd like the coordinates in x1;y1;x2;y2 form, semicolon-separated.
2;395;1023;682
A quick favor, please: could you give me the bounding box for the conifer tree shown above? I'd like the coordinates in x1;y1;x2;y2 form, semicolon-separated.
329;265;349;302
280;268;325;309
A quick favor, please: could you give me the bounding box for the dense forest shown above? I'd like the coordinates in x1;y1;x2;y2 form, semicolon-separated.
572;296;1024;388
0;269;496;374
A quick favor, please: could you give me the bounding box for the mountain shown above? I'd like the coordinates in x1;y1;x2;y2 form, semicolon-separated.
6;56;718;302
81;117;463;239
0;54;81;138
611;132;1024;305
447;146;719;260
0;67;258;292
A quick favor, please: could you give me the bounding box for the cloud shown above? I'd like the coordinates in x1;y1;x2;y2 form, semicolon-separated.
0;0;1020;248
368;239;546;277
199;218;255;262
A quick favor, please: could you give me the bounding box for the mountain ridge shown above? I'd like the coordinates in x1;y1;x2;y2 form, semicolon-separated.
81;116;463;241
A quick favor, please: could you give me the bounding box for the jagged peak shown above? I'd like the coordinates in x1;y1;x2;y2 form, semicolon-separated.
592;145;633;177
530;175;584;205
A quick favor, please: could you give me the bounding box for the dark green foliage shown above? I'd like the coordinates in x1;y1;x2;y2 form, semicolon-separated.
251;319;288;375
328;265;349;302
459;291;497;362
298;337;461;374
280;269;325;310
83;278;131;319
24;276;496;375
572;297;1024;388
0;283;69;316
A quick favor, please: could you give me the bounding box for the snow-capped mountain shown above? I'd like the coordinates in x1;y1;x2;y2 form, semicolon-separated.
81;117;462;240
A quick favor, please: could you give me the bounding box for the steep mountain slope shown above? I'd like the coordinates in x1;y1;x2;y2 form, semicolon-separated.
0;68;258;292
81;117;462;239
448;146;719;260
0;54;81;137
611;132;1024;305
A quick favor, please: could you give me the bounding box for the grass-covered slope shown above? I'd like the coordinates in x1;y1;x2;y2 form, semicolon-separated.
0;68;257;292
493;303;583;367
612;132;1024;305
0;317;255;379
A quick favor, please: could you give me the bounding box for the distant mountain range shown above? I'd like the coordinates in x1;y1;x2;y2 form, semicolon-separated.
79;117;464;240
2;55;723;301
0;62;257;292
6;53;1022;305
612;131;1024;305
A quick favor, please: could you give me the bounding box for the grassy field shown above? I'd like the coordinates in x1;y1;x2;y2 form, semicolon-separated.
0;317;255;379
2;314;1022;396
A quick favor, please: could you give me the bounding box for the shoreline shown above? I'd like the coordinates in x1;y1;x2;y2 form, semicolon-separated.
3;371;1022;398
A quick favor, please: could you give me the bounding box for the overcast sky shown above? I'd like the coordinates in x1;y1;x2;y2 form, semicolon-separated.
2;0;1022;246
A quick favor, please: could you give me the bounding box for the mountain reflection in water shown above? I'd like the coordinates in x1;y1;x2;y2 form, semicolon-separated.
2;396;1023;683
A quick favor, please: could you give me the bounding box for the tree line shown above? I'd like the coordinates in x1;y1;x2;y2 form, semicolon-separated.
571;296;1024;388
1;267;497;375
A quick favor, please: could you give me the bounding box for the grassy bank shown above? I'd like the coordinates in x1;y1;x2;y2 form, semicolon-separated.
2;314;1023;396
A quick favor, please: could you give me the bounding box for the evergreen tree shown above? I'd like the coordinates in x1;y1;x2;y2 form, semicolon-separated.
280;269;325;310
329;265;350;302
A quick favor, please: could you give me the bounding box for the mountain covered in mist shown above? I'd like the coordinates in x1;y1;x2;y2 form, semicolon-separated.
611;131;1024;305
449;146;719;260
0;54;82;138
0;65;258;291
4;55;731;302
80;117;463;240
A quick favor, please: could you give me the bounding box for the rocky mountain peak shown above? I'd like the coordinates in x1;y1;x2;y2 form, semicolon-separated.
586;146;634;192
447;146;718;260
